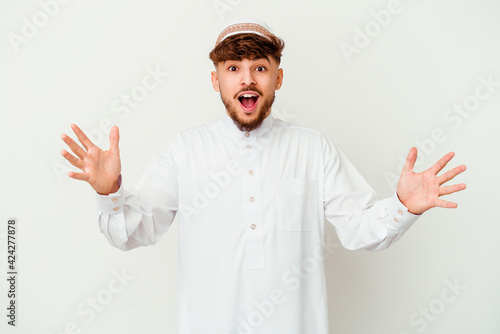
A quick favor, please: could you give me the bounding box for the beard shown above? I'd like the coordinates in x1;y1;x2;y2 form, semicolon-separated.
221;88;275;132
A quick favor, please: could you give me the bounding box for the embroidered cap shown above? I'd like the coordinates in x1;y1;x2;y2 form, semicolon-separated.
215;19;276;46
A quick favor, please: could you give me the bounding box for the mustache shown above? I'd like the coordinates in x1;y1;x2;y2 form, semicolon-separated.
234;86;263;99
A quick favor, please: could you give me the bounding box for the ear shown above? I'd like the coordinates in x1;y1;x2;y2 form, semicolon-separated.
211;70;220;92
275;68;284;90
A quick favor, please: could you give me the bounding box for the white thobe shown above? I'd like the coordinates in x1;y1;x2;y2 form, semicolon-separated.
96;112;419;334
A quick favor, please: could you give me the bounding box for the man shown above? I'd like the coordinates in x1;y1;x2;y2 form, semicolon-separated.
60;19;466;334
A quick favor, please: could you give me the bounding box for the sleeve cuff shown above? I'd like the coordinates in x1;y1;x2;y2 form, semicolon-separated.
387;191;421;230
95;175;124;214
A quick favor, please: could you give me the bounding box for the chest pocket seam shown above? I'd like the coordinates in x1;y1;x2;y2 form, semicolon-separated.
276;178;320;232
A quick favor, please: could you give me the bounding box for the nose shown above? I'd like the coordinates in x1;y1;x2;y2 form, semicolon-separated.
240;68;256;86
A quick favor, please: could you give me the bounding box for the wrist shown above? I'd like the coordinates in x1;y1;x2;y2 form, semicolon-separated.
396;191;422;215
96;175;121;195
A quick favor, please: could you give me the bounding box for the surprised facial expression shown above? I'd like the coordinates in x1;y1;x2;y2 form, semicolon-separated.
211;57;283;132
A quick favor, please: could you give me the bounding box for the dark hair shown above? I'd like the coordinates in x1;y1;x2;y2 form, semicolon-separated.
209;33;285;66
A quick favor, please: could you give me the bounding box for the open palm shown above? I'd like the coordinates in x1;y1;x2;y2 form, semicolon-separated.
61;124;121;195
397;147;467;215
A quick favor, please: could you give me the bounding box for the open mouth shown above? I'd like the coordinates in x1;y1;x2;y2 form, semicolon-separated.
238;93;259;112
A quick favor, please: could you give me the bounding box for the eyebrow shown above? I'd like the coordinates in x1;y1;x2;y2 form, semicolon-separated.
223;56;271;64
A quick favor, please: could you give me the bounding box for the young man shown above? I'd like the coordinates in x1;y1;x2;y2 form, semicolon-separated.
61;20;466;334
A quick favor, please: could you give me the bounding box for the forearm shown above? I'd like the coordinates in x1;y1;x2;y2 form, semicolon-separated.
329;191;420;251
96;175;178;251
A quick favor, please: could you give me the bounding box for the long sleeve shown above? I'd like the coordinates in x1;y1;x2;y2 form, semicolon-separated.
87;115;423;332
321;134;420;251
95;136;180;251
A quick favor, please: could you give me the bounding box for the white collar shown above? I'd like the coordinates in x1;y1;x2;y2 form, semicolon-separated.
222;112;274;139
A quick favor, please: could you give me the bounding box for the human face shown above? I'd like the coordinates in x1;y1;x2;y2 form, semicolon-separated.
211;57;283;132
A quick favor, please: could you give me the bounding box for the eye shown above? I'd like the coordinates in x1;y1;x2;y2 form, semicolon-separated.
228;66;237;71
256;66;266;72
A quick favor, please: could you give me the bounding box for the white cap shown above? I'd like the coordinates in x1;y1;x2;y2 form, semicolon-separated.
215;18;276;46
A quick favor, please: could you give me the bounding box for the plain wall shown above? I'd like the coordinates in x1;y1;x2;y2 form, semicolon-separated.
1;0;499;333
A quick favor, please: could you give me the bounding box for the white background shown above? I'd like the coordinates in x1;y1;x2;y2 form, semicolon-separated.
1;0;499;333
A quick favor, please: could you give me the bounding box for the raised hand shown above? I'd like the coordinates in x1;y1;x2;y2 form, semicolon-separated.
396;147;467;215
61;124;121;195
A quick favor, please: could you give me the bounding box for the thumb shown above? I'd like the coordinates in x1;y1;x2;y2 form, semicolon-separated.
401;147;417;175
109;126;120;152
